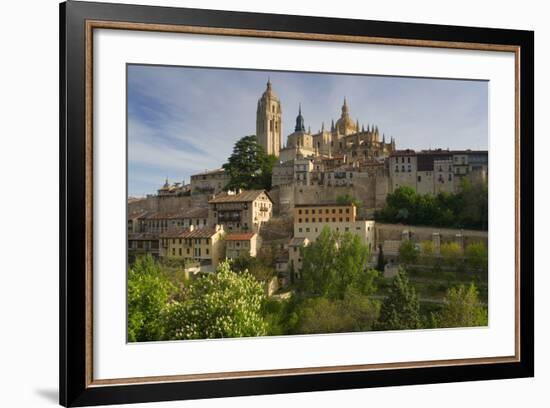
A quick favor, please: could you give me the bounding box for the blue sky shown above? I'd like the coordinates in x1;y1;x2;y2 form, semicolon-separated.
128;64;488;197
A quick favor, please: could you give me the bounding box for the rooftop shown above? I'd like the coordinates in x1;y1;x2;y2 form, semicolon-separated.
288;237;309;247
225;232;257;241
294;203;354;208
191;168;226;177
128;232;159;240
160;227;221;239
209;190;272;204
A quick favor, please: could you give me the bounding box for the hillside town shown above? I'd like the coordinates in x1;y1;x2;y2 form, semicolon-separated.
128;80;488;299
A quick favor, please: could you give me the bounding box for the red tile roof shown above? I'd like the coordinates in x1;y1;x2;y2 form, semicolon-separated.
208;190;272;204
225;232;257;241
160;227;221;239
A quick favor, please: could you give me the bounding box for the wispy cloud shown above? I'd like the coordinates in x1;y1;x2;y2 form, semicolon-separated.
127;65;488;196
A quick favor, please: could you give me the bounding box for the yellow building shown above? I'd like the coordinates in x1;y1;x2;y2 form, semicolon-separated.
225;232;261;259
160;224;225;271
288;237;310;281
293;203;375;252
208;190;273;233
138;207;209;234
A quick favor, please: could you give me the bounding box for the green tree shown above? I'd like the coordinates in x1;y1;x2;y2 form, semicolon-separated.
374;181;488;231
300;227;377;299
375;269;422;331
376;244;386;271
440;241;463;268
464;241;488;273
435;283;488;328
293;290;379;335
398;240;419;266
299;227;338;297
163;261;267;340
222;135;275;191
336;194;362;208
127;255;176;342
231;253;274;283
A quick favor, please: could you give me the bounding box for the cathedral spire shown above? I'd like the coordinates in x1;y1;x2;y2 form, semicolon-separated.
294;103;306;132
342;97;349;116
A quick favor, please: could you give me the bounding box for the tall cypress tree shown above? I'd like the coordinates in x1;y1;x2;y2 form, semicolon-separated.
376;269;421;331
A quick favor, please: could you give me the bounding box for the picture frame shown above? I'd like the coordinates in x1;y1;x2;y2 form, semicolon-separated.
59;0;534;406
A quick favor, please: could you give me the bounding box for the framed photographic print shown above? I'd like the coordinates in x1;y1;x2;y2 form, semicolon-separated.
59;0;534;406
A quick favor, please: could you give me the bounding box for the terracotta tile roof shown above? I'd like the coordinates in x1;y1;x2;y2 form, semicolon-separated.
208;190;272;204
160;227;221;239
289;237;308;246
128;232;159;240
225;232;257;241
128;210;150;220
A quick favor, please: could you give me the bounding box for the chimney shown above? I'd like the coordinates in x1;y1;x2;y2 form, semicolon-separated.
189;225;195;232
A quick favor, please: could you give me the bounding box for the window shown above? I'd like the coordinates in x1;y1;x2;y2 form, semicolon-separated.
305;209;309;214
305;218;309;223
306;228;310;232
311;209;315;214
339;209;343;214
346;217;350;222
326;218;329;222
298;209;302;215
418;175;422;182
325;209;329;214
312;218;316;222
448;174;452;181
172;248;175;256
332;209;336;214
407;157;411;163
346;209;350;214
402;165;405;172
299;228;303;233
332;218;336;222
408;165;411;172
395;165;399;172
206;248;209;255
187;248;190;255
339;218;343;222
345;227;349;231
179;248;182;256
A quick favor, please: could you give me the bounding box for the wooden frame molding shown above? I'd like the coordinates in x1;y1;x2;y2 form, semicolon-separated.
61;1;534;405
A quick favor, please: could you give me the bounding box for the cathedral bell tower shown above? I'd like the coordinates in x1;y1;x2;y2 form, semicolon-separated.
256;79;282;157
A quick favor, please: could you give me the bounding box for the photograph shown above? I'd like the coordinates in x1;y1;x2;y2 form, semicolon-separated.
126;65;489;342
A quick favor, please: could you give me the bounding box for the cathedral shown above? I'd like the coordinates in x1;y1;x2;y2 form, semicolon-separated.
255;80;395;165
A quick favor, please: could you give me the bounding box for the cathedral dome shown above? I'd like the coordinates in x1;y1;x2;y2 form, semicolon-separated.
335;98;357;135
